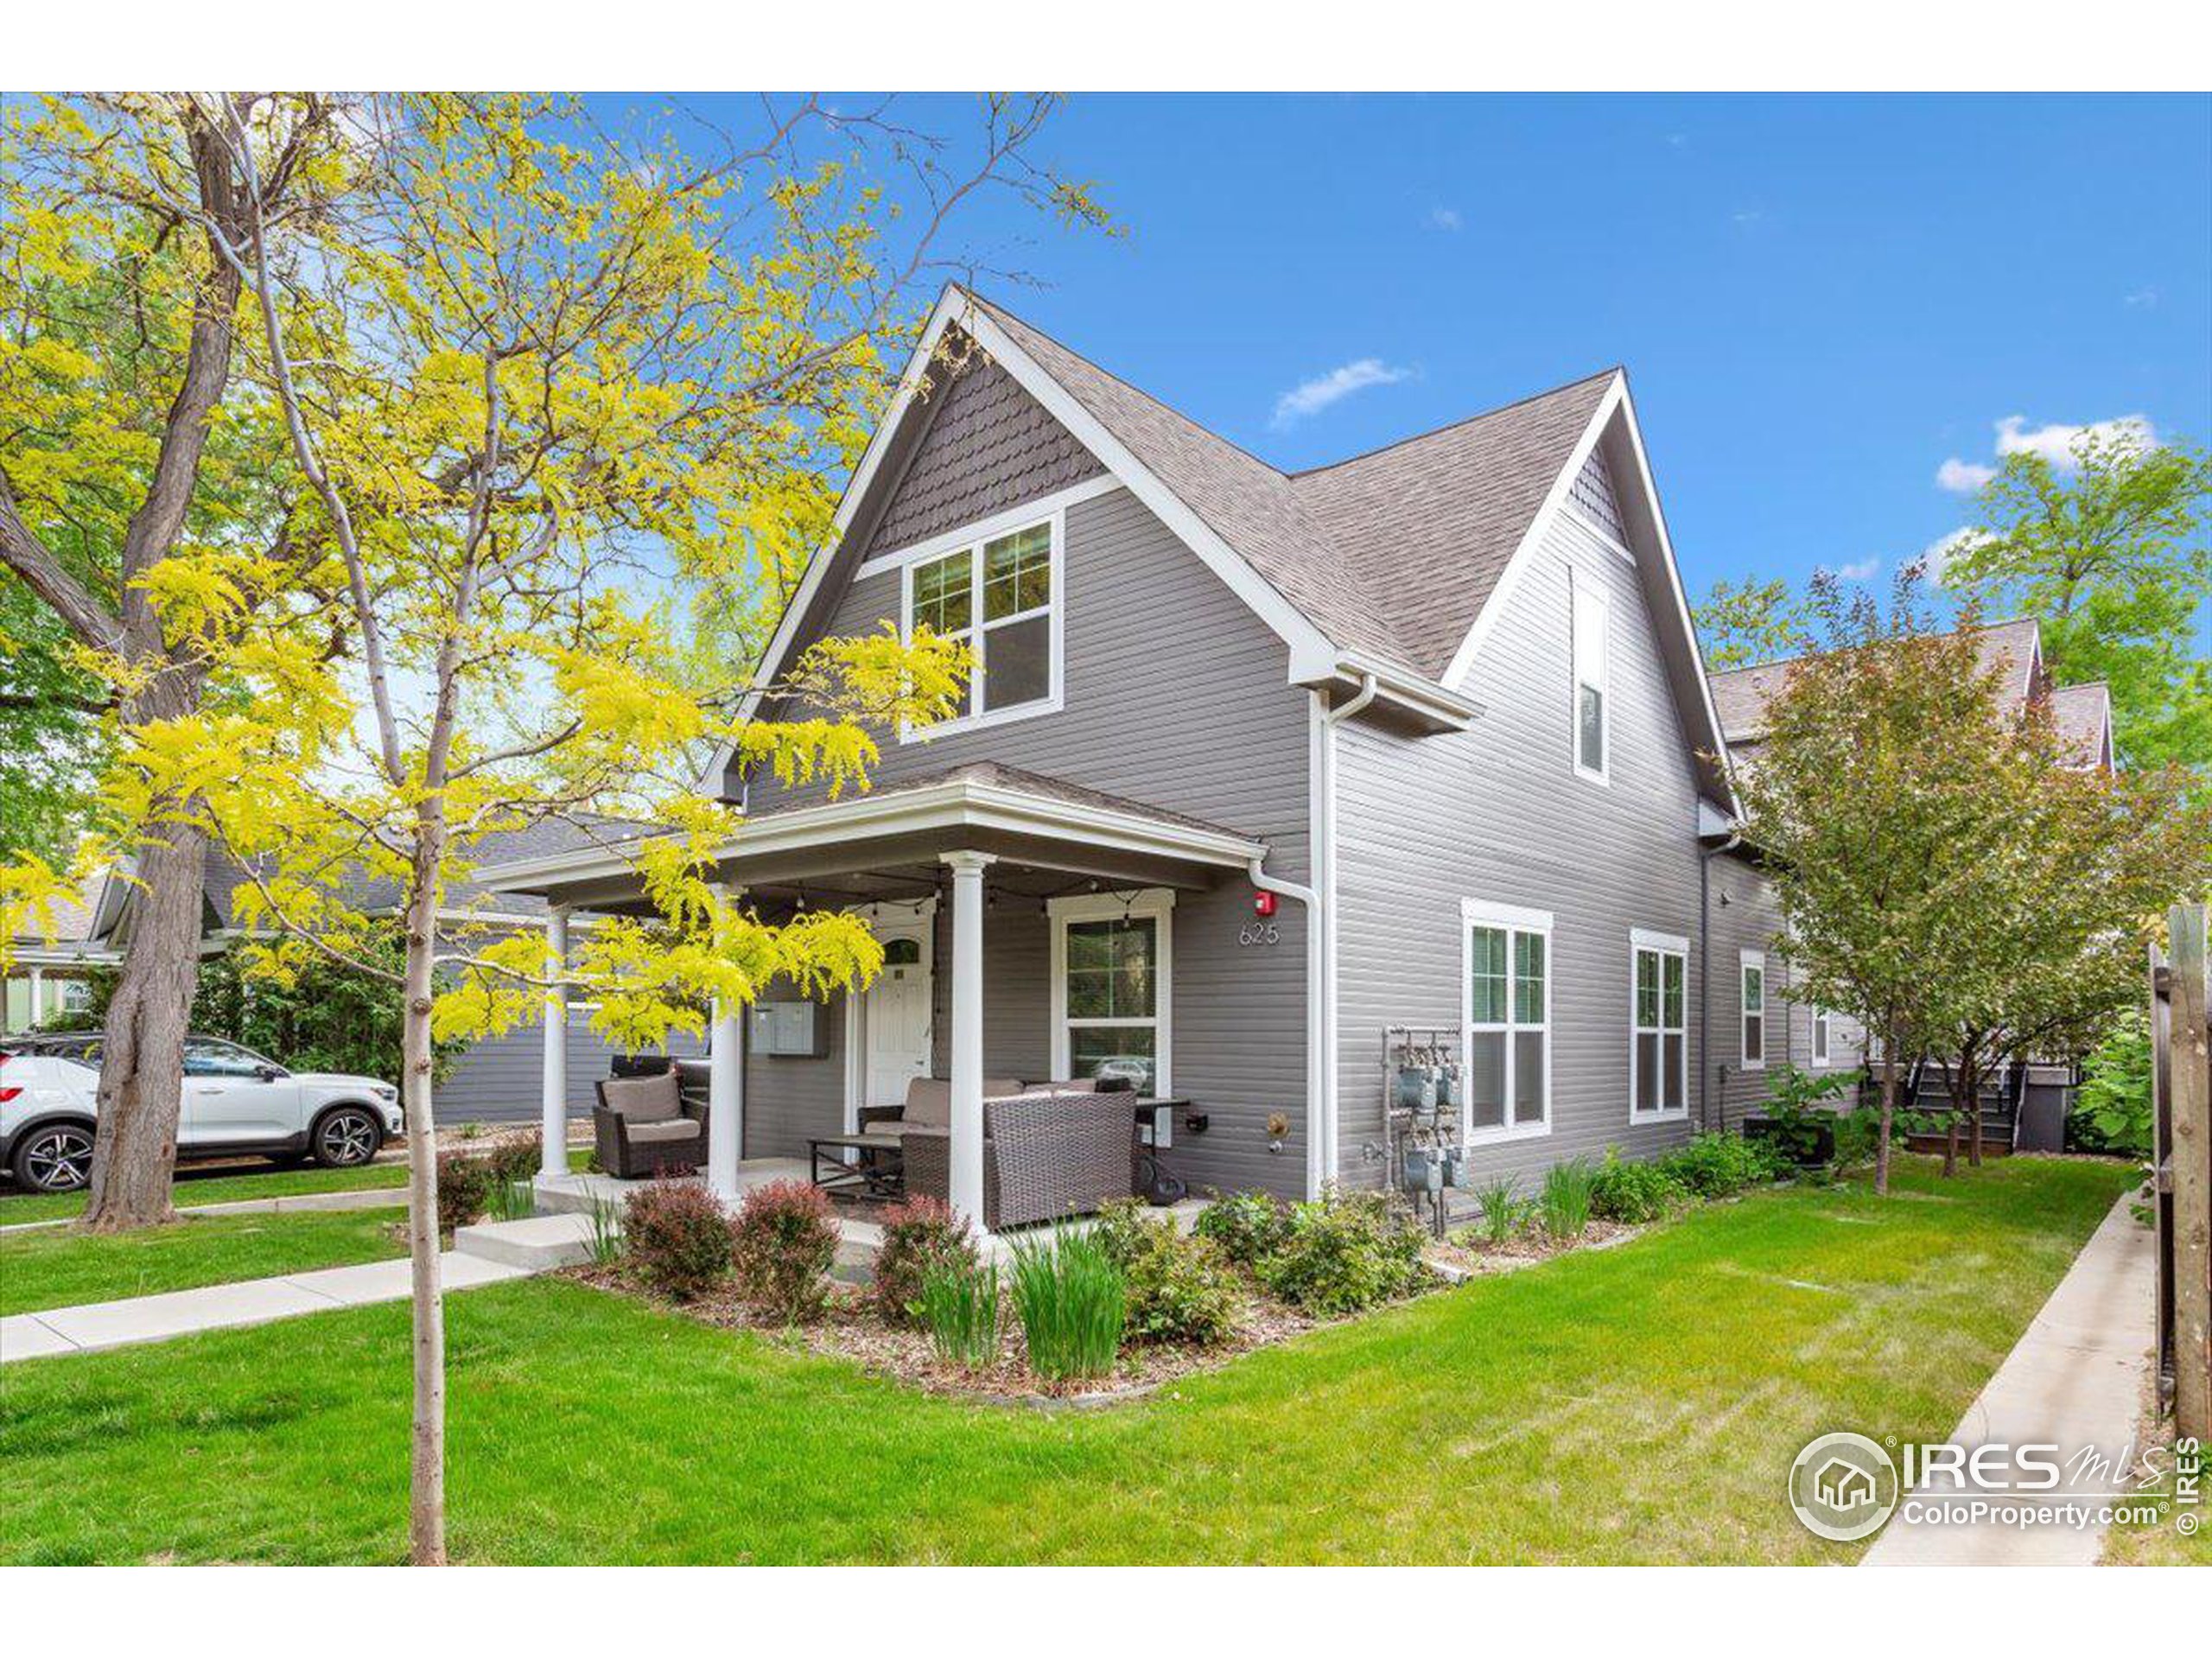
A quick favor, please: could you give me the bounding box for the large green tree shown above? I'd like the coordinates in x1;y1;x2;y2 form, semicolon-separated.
1948;431;2212;772
1694;575;1816;670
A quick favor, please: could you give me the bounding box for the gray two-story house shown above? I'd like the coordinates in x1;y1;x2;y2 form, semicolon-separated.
484;287;1834;1222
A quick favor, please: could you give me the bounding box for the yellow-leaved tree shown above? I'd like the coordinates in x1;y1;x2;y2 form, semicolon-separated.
116;91;1103;1563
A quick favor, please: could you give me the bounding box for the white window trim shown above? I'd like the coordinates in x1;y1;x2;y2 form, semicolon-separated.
1047;888;1173;1094
1571;573;1610;786
1739;949;1768;1072
1460;898;1554;1145
898;506;1067;743
1630;930;1690;1122
1811;1007;1833;1068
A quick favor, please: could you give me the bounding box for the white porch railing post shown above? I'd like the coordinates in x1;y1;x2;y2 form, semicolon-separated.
944;852;995;1232
708;884;747;1202
539;904;571;1180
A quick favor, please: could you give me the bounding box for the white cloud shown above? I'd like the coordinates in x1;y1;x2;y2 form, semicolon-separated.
1936;456;1998;493
1919;527;1994;586
1427;206;1463;232
1270;359;1413;429
1831;556;1881;582
1994;413;2158;465
2124;286;2159;308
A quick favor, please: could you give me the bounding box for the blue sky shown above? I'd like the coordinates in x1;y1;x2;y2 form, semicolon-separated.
689;92;2212;625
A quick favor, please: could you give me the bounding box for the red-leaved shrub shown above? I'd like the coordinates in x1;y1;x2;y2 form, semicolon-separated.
622;1179;734;1300
871;1196;980;1326
729;1179;840;1323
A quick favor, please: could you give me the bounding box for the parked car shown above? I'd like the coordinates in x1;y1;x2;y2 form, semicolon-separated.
0;1033;404;1193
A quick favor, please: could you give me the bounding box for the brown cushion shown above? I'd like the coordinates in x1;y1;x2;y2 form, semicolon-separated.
623;1117;702;1145
984;1077;1026;1101
602;1071;682;1122
903;1078;950;1127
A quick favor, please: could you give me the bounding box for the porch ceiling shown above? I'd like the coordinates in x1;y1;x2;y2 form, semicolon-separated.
474;765;1268;916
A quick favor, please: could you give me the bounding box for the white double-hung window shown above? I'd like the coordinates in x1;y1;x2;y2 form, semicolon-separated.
1572;575;1609;782
902;516;1059;732
1740;950;1767;1071
1631;929;1688;1120
1049;889;1173;1096
1463;900;1551;1141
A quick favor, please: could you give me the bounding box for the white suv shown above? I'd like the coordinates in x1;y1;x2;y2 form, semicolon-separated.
0;1033;405;1193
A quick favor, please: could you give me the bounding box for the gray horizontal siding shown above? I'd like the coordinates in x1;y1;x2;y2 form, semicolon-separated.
437;1020;703;1125
1333;509;1708;1190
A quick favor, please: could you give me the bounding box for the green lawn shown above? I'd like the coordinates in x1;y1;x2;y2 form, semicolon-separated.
1;1206;410;1316
0;1144;591;1225
0;1155;2133;1565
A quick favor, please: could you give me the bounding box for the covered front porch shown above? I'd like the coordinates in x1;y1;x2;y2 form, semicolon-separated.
479;763;1299;1234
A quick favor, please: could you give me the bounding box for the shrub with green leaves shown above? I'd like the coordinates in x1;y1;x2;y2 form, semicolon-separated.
1192;1190;1292;1266
872;1197;980;1326
2072;1010;2153;1158
623;1179;734;1301
1091;1199;1242;1348
1464;1173;1530;1246
1755;1065;1856;1165
1259;1190;1427;1316
1007;1225;1127;1383
918;1256;1001;1369
1589;1149;1690;1224
1537;1157;1599;1240
729;1179;840;1323
1657;1131;1786;1198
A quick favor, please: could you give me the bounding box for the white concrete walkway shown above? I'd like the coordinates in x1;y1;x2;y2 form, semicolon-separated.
1861;1192;2155;1567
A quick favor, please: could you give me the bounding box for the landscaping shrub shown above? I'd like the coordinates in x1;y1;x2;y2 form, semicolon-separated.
2072;1010;2153;1158
872;1197;980;1326
1464;1173;1530;1246
1537;1157;1599;1240
1259;1190;1426;1317
435;1146;497;1234
1192;1190;1291;1266
918;1256;1001;1369
1091;1199;1241;1347
729;1179;840;1323
623;1179;734;1301
1658;1131;1786;1198
1753;1065;1855;1166
1589;1149;1690;1224
1007;1225;1127;1383
1832;1104;1885;1169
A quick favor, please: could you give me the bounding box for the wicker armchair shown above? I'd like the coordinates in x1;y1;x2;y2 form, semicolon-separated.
901;1089;1134;1230
592;1070;708;1179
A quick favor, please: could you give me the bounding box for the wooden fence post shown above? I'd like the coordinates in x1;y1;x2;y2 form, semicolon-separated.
2171;903;2210;1442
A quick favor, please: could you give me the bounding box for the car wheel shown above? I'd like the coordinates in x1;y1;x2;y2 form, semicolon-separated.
13;1123;96;1193
312;1106;382;1169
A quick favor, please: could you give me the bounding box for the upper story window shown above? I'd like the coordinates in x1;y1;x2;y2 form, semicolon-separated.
1572;576;1609;783
1463;899;1552;1142
1740;950;1767;1071
902;517;1060;734
1631;931;1688;1120
1811;1007;1833;1068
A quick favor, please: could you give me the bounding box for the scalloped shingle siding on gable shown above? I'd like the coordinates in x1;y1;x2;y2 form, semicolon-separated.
1569;448;1625;541
865;352;1104;556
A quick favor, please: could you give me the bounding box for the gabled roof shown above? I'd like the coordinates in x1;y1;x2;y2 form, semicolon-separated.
1709;617;2046;747
2049;680;2114;771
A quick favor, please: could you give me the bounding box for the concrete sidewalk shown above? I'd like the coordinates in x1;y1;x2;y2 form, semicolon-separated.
1861;1192;2154;1567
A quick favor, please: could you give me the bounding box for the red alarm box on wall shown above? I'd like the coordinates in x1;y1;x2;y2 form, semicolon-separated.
1252;889;1277;918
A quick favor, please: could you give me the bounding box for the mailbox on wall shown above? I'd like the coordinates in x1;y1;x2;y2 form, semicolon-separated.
749;999;830;1058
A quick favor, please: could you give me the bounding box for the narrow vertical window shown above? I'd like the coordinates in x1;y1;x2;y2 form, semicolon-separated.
1463;903;1552;1140
1573;578;1609;781
1741;951;1766;1071
1812;1008;1832;1068
1631;932;1688;1119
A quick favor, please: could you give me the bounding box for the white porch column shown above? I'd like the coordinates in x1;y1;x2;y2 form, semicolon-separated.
539;905;571;1179
708;884;747;1202
943;852;995;1231
27;966;44;1027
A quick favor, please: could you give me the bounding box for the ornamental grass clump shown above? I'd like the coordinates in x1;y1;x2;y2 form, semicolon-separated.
917;1256;1001;1369
1007;1225;1127;1383
729;1179;840;1323
623;1179;734;1301
1465;1173;1532;1245
872;1197;981;1327
1537;1157;1599;1241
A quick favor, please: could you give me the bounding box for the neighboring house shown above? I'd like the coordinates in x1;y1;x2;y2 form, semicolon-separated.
482;285;1846;1214
14;827;696;1123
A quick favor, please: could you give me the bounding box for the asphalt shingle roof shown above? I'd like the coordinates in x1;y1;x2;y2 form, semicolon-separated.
1708;617;2045;746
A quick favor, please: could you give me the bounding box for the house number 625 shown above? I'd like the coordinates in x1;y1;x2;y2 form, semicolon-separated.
1239;922;1281;947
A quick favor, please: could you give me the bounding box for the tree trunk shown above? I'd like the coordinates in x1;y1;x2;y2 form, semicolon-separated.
1968;1065;1987;1167
81;663;211;1233
1876;1043;1897;1197
400;823;449;1567
1942;1055;1974;1180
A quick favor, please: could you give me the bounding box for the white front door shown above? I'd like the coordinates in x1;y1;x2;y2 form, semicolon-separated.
865;935;932;1106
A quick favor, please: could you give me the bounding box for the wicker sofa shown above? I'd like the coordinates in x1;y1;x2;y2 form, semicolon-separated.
592;1070;709;1179
896;1084;1132;1230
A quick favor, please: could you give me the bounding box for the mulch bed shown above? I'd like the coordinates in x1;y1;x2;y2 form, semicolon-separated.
563;1262;1428;1406
1426;1218;1644;1277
